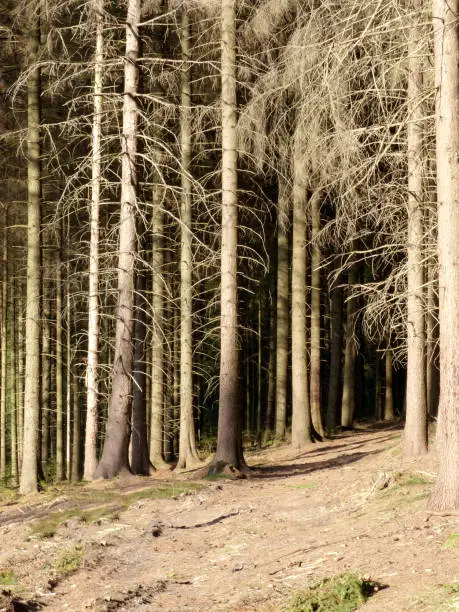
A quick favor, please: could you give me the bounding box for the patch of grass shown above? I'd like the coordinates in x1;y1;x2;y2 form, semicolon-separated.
399;474;432;487
285;482;316;490
54;545;84;575
30;482;201;538
0;570;17;586
286;573;381;612
443;533;459;549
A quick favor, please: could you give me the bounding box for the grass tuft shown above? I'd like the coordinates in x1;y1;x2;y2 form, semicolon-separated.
443;533;459;550
286;572;381;612
0;570;17;585
54;545;84;575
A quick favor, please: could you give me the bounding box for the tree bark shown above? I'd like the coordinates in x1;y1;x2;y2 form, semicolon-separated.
177;9;199;469
291;151;312;448
0;205;7;482
326;279;342;434
341;260;357;428
429;0;459;511
84;0;104;481
384;349;395;420
213;0;243;470
275;220;288;439
95;0;140;478
20;10;41;494
403;29;427;457
55;230;64;480
70;365;80;481
310;191;324;438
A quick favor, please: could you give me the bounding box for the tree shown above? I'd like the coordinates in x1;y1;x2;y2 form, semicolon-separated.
84;0;104;481
95;0;140;478
429;0;459;511
274;210;289;440
20;4;42;495
212;0;244;471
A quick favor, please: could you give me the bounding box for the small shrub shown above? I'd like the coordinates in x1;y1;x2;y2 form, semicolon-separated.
286;572;381;612
0;570;17;585
54;545;84;575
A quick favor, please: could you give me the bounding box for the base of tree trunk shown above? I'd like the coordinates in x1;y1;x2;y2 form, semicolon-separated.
205;460;250;480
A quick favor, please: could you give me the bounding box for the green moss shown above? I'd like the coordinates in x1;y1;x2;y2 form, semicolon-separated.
0;570;17;585
285;482;316;490
286;573;380;612
54;545;84;575
443;533;459;549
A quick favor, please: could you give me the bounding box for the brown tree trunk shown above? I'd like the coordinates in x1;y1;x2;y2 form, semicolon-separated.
341;260;357;428
275;220;288;440
264;297;276;442
310;191;324;438
70;365;80;481
0;205;7;482
384;349;395;420
326;279;342;434
213;0;244;471
429;0;459;511
403;29;427;457
95;0;140;478
55;230;64;480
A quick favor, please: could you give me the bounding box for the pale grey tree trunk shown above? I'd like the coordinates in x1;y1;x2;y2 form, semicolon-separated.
291;150;312;448
341;260;357;428
0;205;7;481
275;221;288;439
403;29;427;457
95;0;140;478
55;230;64;480
429;0;459;511
177;9;199;469
20;9;41;494
84;0;104;481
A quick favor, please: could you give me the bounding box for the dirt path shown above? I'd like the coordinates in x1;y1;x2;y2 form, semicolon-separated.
1;425;458;611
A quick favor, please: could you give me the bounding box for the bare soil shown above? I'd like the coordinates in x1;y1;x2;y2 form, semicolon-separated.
1;424;458;611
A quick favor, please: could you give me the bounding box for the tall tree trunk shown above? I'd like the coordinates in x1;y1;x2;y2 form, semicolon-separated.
403;30;427;457
429;0;459;511
150;200;167;468
55;231;64;480
326;279;342;434
384;349;395;420
177;9;199;469
275;221;288;439
310;191;324;438
70;365;80;481
131;270;150;474
95;0;140;478
213;0;243;470
20;10;41;494
65;282;71;480
291;151;312;448
41;236;51;474
264;297;276;442
84;0;104;481
341;259;357;428
0;205;7;482
9;279;18;486
426;226;440;417
256;292;262;447
16;288;24;470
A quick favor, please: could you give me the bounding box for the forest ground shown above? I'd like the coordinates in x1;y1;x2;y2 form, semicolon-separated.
0;424;458;611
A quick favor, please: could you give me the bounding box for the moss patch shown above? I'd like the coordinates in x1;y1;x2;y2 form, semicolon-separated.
54;545;84;575
0;570;17;586
286;573;381;612
443;533;459;550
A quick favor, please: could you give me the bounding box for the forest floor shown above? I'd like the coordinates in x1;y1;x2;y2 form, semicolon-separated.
0;423;458;611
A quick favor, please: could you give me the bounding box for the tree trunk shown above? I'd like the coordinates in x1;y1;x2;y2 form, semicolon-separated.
429;0;459;511
213;0;243;471
70;365;80;481
426;233;440;417
40;235;51;475
291;151;312;449
275;220;288;439
131;270;150;474
55;231;64;480
150;199;167;468
177;9;199;469
310;191;324;438
341;260;357;428
326;279;342;434
384;349;395;420
264;297;276;442
20;11;41;494
16;288;24;470
95;0;140;478
403;30;427;457
84;0;104;481
0;205;7;482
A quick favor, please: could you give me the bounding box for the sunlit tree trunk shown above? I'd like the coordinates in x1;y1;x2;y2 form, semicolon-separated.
95;0;140;478
65;283;71;480
20;9;41;494
429;0;459;511
84;0;104;481
403;29;427;457
40;236;51;474
264;299;276;442
213;0;243;470
16;289;24;469
55;231;64;480
291;151;312;448
310;191;324;438
70;365;80;481
9;282;18;486
177;9;199;469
